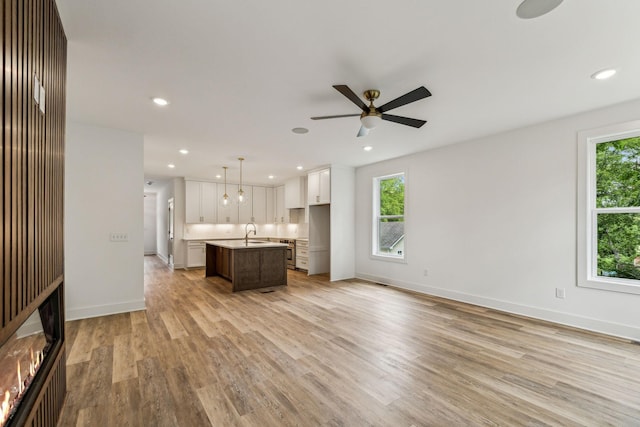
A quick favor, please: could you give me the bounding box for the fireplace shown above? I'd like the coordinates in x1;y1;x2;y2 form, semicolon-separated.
0;287;65;427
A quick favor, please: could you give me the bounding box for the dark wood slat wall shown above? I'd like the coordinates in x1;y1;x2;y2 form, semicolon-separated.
24;349;66;427
0;0;66;348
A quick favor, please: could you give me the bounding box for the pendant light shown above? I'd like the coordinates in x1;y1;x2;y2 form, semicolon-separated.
221;166;230;206
237;157;245;204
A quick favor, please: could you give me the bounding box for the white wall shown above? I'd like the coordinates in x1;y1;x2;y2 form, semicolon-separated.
356;98;640;341
144;193;157;254
330;165;355;281
65;122;145;320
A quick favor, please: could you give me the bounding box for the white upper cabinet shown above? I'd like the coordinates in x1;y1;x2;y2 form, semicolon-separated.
285;176;306;209
275;185;287;223
185;180;217;223
265;187;275;223
186;181;293;225
252;186;267;223
217;183;239;224
308;168;331;205
185;181;200;223
238;185;253;224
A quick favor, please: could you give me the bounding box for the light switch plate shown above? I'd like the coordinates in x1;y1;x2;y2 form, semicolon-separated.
110;232;128;242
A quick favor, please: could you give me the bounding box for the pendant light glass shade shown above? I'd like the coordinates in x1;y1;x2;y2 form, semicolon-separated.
221;166;230;206
237;157;246;204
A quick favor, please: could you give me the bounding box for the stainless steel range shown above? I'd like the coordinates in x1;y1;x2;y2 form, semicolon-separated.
280;239;296;269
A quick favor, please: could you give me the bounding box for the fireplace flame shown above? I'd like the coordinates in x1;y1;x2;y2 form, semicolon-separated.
17;361;22;395
1;391;10;425
1;348;46;426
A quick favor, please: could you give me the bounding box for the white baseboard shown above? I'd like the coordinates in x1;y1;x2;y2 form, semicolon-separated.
356;272;640;342
156;253;168;263
144;251;157;256
66;299;146;321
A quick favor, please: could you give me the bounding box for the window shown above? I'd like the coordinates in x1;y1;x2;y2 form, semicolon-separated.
373;173;405;260
578;121;640;294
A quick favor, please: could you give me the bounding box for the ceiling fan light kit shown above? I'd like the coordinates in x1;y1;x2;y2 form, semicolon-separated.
360;114;381;129
311;84;431;137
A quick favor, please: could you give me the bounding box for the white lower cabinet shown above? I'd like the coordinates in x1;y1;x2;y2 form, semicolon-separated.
296;239;308;271
186;242;206;268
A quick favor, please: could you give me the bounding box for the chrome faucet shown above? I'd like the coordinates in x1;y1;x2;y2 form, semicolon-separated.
244;222;257;245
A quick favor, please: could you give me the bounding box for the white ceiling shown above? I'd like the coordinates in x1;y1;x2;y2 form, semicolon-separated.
56;0;640;188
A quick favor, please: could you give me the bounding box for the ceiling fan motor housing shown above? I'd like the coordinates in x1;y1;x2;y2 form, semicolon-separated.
363;90;380;102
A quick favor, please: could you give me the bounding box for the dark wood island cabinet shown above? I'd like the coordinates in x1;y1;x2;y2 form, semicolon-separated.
205;240;288;291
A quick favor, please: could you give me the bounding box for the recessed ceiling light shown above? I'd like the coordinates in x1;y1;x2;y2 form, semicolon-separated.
591;68;617;80
296;166;303;170
179;149;189;154
268;175;274;179
363;146;373;151
167;163;175;168
292;127;309;134
152;97;169;106
215;174;221;179
516;0;563;19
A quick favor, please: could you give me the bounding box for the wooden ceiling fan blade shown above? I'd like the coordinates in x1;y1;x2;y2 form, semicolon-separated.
381;114;426;128
377;86;431;113
333;85;368;111
310;113;361;120
357;125;369;137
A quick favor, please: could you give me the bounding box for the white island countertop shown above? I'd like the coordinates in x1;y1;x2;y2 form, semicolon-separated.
205;240;288;249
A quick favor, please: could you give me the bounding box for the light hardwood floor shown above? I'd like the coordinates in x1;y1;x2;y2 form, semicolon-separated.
58;256;640;426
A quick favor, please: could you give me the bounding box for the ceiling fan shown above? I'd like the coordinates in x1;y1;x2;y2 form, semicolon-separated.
311;84;431;137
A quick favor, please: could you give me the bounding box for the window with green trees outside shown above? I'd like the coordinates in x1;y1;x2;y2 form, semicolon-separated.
373;173;405;259
595;136;640;280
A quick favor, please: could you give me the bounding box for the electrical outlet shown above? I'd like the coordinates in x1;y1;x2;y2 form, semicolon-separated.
555;288;565;299
110;232;128;242
423;269;428;277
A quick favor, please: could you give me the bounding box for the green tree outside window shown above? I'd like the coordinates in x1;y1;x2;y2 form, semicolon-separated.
595;137;640;279
379;175;404;219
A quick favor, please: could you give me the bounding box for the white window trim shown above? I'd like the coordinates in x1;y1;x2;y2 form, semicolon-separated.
371;172;407;263
577;120;640;295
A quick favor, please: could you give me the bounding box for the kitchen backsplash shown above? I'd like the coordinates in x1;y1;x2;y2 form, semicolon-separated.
184;223;308;240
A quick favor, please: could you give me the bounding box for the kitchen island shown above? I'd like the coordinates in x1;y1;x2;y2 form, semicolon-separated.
205;240;288;292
